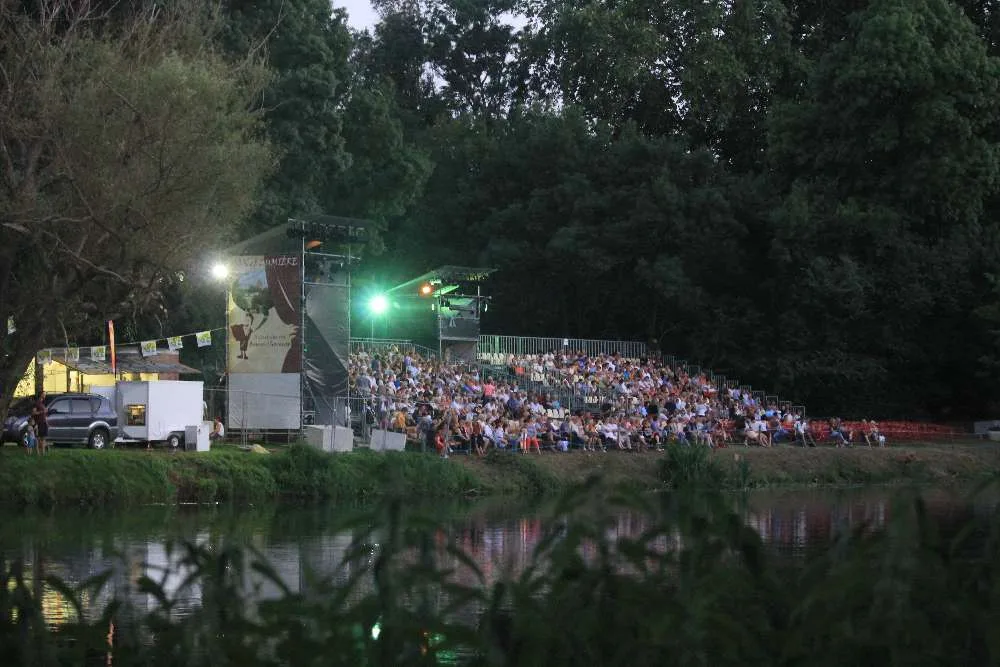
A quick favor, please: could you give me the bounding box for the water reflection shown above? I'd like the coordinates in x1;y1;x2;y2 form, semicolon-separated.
2;485;996;627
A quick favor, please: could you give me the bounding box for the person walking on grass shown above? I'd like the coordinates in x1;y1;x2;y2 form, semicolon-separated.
32;391;48;455
435;426;448;460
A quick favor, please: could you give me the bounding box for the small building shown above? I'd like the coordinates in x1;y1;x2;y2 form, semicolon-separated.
14;345;200;398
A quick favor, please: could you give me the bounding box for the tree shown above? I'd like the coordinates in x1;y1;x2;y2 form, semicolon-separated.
765;0;1000;414
0;0;272;417
218;0;431;254
217;0;354;233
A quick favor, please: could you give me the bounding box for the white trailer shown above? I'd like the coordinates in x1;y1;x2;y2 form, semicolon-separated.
116;380;206;448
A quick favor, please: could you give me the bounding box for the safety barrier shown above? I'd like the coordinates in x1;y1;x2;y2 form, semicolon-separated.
351;338;438;359
477;335;648;361
476;337;803;416
807;420;965;442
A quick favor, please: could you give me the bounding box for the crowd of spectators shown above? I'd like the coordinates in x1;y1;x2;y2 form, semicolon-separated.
348;347;886;457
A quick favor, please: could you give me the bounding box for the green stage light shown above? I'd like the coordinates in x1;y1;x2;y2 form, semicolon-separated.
369;294;388;315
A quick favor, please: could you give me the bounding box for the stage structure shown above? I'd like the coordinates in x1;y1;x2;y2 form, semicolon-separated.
223;215;368;431
385;266;495;363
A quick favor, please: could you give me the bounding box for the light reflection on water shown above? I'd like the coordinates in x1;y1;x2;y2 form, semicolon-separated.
2;485;996;627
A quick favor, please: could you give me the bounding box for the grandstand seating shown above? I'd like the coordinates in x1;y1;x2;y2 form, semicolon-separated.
347;338;965;452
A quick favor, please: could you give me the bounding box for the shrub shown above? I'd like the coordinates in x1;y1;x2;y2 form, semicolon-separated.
659;444;727;489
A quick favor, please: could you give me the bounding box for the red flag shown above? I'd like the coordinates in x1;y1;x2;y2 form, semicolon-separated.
108;320;116;375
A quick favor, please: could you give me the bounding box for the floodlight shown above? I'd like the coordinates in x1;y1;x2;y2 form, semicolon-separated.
211;263;229;280
419;283;433;296
369;294;388;315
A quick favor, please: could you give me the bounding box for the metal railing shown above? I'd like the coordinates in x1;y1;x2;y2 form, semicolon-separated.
474;335;806;416
350;338;438;359
476;361;580;412
477;335;648;361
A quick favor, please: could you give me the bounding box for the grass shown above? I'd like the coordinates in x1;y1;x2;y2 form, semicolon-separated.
712;442;1000;488
0;445;541;507
459;442;1000;492
1;441;999;508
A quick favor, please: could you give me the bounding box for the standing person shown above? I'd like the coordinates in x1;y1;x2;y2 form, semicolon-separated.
32;391;48;455
435;426;448;459
24;417;37;455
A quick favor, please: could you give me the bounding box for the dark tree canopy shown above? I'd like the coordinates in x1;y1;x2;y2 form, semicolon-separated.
7;0;1000;420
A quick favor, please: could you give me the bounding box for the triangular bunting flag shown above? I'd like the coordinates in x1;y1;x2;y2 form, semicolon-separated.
6;317;14;335
167;336;183;351
140;340;158;357
91;346;106;362
195;331;212;348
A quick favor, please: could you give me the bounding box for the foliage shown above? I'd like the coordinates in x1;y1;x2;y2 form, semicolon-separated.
659;443;728;489
217;0;431;242
7;0;1000;421
216;0;353;232
0;0;272;418
363;0;1000;419
2;481;1000;665
480;448;562;494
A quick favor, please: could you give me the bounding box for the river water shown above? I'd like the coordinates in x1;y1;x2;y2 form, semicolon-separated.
2;485;997;627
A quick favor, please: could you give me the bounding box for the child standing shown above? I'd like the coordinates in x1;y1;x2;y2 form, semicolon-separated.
435;427;448;459
24;418;37;455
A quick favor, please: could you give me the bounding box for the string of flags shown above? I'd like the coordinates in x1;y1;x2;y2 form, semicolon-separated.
35;327;224;365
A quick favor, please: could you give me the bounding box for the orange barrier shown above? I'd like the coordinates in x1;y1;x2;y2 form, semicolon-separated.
809;421;962;442
675;419;961;443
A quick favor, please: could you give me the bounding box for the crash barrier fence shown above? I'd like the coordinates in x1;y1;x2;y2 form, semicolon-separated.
477;335;648;361
476;335;804;416
807;420;968;442
350;338;438;360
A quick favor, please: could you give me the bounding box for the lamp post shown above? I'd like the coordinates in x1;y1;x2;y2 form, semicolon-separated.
209;260;230;437
368;294;388;342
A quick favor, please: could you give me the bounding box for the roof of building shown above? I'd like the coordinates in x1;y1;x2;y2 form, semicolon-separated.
50;351;201;376
387;266;497;295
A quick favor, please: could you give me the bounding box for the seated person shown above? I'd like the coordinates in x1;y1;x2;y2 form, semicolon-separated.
210;417;225;441
829;418;851;447
390;409;408;433
538;418;559;450
452;421;471;452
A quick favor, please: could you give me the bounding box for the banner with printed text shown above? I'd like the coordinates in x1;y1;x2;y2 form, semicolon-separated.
226;255;301;374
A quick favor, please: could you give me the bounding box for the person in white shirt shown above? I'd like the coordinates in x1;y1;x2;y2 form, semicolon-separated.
210;417;225;441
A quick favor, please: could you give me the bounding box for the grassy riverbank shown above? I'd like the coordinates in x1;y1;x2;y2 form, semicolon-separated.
0;441;998;507
458;441;1000;491
0;444;557;507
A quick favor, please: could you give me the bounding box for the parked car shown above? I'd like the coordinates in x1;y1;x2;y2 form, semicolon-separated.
2;393;119;449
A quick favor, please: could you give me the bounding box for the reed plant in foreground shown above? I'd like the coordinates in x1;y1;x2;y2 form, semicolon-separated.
1;477;999;666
